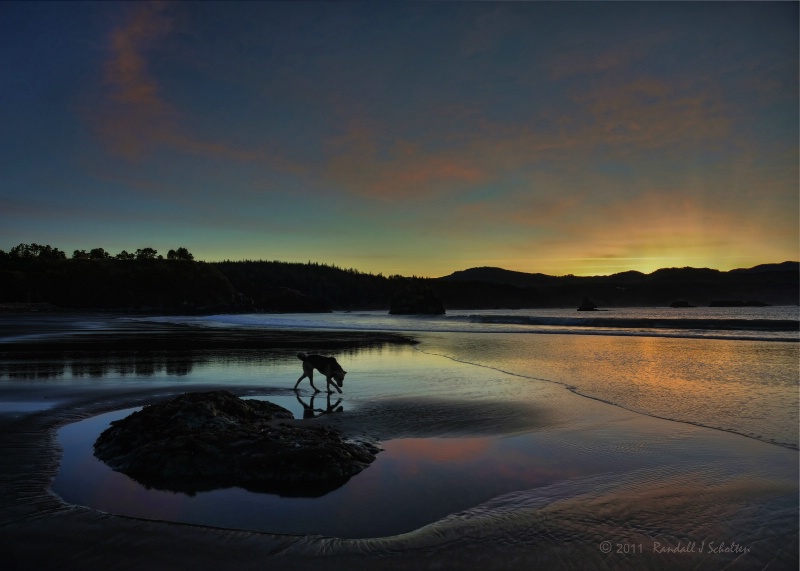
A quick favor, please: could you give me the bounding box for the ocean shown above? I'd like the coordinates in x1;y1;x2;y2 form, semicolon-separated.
3;307;797;569
137;306;800;449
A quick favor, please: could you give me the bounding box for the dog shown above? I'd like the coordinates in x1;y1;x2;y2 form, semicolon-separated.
294;352;347;393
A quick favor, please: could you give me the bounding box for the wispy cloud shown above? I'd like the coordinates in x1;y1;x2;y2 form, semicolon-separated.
549;31;669;80
324;124;487;200
567;77;731;154
320;69;734;202
88;2;264;164
90;1;173;159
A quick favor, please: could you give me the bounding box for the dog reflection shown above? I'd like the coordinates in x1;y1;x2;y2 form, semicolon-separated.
295;393;343;419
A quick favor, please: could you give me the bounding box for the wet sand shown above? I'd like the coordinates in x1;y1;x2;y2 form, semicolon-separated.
1;316;797;570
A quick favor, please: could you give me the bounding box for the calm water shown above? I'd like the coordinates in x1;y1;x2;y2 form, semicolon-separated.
133;307;800;448
138;306;800;341
3;309;798;565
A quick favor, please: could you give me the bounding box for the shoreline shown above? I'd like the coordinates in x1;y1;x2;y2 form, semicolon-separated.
0;380;548;569
4;381;797;570
0;314;416;353
1;316;797;570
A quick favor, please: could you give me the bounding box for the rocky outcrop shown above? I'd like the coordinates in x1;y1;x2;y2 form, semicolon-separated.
389;287;445;315
94;391;380;497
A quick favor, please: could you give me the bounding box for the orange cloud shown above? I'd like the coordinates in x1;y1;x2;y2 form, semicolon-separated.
324;124;487;200
567;76;731;153
89;2;267;164
105;2;170;112
322;71;735;202
91;1;174;159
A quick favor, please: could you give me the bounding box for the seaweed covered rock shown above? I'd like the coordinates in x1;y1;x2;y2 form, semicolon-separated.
94;390;380;496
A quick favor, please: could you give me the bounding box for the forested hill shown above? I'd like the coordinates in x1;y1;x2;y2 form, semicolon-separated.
0;244;797;312
437;262;799;308
441;261;800;287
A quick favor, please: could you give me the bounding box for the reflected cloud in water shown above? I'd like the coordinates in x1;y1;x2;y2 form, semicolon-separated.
54;406;571;538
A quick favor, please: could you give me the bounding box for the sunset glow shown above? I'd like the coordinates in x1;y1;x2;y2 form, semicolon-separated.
2;2;797;276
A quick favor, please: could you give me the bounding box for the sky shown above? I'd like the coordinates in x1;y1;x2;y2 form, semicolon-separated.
1;1;798;277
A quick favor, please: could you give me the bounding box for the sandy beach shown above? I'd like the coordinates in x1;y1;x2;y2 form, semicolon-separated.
1;314;797;570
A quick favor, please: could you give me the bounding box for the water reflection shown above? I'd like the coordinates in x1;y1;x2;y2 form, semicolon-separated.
0;352;200;380
55;410;576;538
90;392;364;498
422;332;800;449
296;393;344;418
0;361;67;380
0;347;366;381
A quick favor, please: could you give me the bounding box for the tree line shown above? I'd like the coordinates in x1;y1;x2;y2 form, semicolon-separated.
0;243;420;312
0;243;239;312
1;243;194;261
2;243;796;312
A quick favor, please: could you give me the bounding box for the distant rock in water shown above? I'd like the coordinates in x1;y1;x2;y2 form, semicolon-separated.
669;300;695;308
577;296;598;311
93;390;380;497
389;287;445;315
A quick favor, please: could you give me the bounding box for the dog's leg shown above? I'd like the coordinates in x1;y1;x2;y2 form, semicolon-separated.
307;369;321;393
325;376;342;394
296;362;321;392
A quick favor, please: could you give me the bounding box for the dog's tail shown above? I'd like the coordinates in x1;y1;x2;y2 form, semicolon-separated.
297;352;308;361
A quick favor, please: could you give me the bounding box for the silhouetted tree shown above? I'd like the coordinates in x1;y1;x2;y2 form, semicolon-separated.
167;247;194;261
135;247;158;260
10;243;66;259
89;248;111;260
115;250;136;261
73;250;90;260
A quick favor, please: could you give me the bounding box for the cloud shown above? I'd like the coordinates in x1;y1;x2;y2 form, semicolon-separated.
548;31;670;80
319;68;734;202
90;1;173;159
105;3;170;112
87;2;267;164
323;121;488;200
566;76;731;154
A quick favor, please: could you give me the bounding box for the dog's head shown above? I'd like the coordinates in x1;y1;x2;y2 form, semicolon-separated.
333;369;346;387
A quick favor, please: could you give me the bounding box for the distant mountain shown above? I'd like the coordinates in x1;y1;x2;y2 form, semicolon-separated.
1;254;797;313
440;267;568;287
436;262;799;308
729;261;799;274
440;262;798;284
